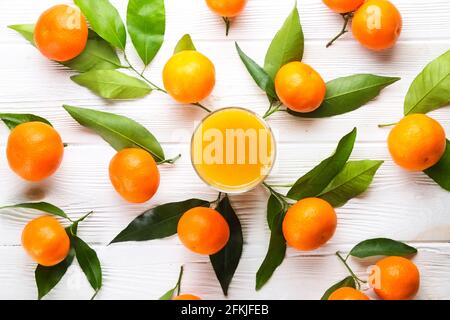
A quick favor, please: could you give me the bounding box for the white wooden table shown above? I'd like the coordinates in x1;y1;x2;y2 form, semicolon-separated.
0;0;449;300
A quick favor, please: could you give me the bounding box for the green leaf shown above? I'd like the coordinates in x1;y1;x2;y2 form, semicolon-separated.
8;24;35;44
287;128;357;200
0;113;52;130
404;50;450;115
349;238;417;258
267;194;284;230
72;236;102;291
318;160;383;207
127;0;165;65
174;34;196;54
235;42;278;100
36;244;75;300
210;195;243;296
264;4;303;80
159;288;176;300
0;202;68;220
62;34;121;72
321;276;356;300
110;199;210;243
63;105;165;162
424;140;450;191
289;74;400;118
71;70;152;99
256;212;286;290
74;0;126;49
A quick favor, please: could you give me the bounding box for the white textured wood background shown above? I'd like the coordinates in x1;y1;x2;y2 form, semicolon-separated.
0;0;449;300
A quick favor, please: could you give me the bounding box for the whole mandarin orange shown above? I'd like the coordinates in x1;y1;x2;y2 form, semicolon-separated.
352;0;402;51
163;50;216;104
22;216;70;267
7;122;64;182
282;198;337;251
275;61;326;113
328;287;370;300
323;0;364;13
174;294;202;300
388;114;446;171
177;207;230;255
109;148;160;203
370;256;420;300
205;0;248;17
34;4;88;61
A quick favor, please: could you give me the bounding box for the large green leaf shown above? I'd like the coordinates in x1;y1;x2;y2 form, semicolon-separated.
289;74;400;118
110;199;210;243
318;160;383;208
35;244;75;300
71;70;152;99
287;128;357;200
256;212;286;290
127;0;165;65
174;34;196;54
74;0;127;49
0;113;52;130
349;238;417;258
0;202;68;220
321;276;356;300
63;105;165;162
210;195;243;296
404;50;450;115
8;24;35;44
72;236;102;292
235;42;278;100
264;4;303;80
424;140;450;191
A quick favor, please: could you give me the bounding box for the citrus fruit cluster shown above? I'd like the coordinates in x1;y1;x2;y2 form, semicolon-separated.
2;0;449;301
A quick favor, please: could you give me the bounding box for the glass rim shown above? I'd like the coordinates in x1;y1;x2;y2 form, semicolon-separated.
190;106;277;194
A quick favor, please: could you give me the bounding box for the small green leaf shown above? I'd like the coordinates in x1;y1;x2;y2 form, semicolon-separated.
267;194;284;230
287;128;357;200
424;140;450;191
174;34;196;54
404;50;450;115
127;0;165;65
159;288;176;300
110;199;210;243
74;0;127;49
0;113;52;130
71;70;152;99
210;195;243;296
318;160;383;207
0;202;68;220
72;236;102;292
289;74;400;118
256;213;286;290
321;276;356;300
63;105;165;162
36;243;75;300
264;4;304;80
8;24;35;44
349;238;417;258
62;34;122;72
235;42;277;100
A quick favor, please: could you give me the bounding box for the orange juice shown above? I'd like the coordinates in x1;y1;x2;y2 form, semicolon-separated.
191;107;275;193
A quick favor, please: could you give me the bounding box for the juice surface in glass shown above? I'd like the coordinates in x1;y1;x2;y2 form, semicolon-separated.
191;107;275;193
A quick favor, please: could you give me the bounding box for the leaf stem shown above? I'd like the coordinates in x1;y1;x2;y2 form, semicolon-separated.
158;154;182;165
192;102;212;113
123;52;167;93
326;13;353;48
223;17;231;36
378;122;398;128
90;289;100;300
266;183;294;188
74;211;94;224
176;265;184;295
263;101;283;119
335;251;367;288
263;182;291;209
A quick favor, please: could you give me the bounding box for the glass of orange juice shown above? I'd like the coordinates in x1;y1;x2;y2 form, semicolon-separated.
191;107;276;193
